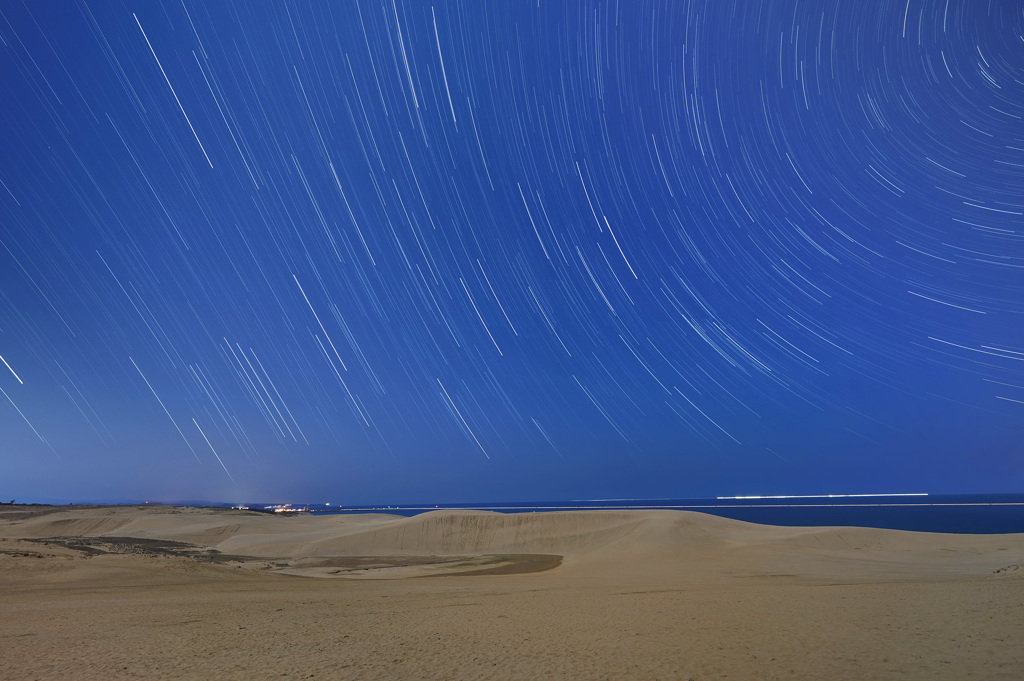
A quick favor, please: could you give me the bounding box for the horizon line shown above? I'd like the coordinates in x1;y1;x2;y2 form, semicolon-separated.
716;493;929;500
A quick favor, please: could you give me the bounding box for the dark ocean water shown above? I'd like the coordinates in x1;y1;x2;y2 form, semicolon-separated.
244;493;1024;534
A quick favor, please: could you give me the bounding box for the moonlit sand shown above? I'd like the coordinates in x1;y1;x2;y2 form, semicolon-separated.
2;505;1023;680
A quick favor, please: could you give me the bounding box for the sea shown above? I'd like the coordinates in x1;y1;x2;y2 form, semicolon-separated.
239;493;1024;534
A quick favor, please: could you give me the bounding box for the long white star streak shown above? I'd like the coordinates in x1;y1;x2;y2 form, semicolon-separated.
236;342;296;442
674;388;742;445
248;348;309;445
192;418;234;483
133;14;213;169
476;260;518;335
0;353;23;384
223;341;284;437
312;334;370;426
293;275;348;372
188;364;255;462
603;217;638;279
437;378;489;459
129;357;201;463
431;7;457;128
460;277;502;355
531;417;564;460
0;385;46;444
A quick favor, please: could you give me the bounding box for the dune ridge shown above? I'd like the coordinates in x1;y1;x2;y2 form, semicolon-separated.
3;504;1022;582
4;504;1024;680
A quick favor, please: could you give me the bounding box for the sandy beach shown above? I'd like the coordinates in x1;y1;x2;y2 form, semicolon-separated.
2;504;1022;680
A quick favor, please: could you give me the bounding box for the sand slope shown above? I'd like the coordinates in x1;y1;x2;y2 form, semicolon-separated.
2;504;1023;680
2;504;1021;581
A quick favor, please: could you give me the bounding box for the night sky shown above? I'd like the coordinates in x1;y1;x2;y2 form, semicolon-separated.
2;1;1022;505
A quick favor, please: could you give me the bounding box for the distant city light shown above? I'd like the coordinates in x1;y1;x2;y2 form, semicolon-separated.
716;493;928;500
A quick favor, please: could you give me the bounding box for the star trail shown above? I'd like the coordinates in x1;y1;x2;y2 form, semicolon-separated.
1;1;1022;503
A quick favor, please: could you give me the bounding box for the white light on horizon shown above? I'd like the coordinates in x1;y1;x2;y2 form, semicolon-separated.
716;493;928;500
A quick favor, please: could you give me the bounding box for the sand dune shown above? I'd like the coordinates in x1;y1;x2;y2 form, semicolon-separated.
3;504;1020;581
2;504;1023;680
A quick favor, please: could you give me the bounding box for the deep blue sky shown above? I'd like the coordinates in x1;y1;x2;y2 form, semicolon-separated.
1;0;1021;504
